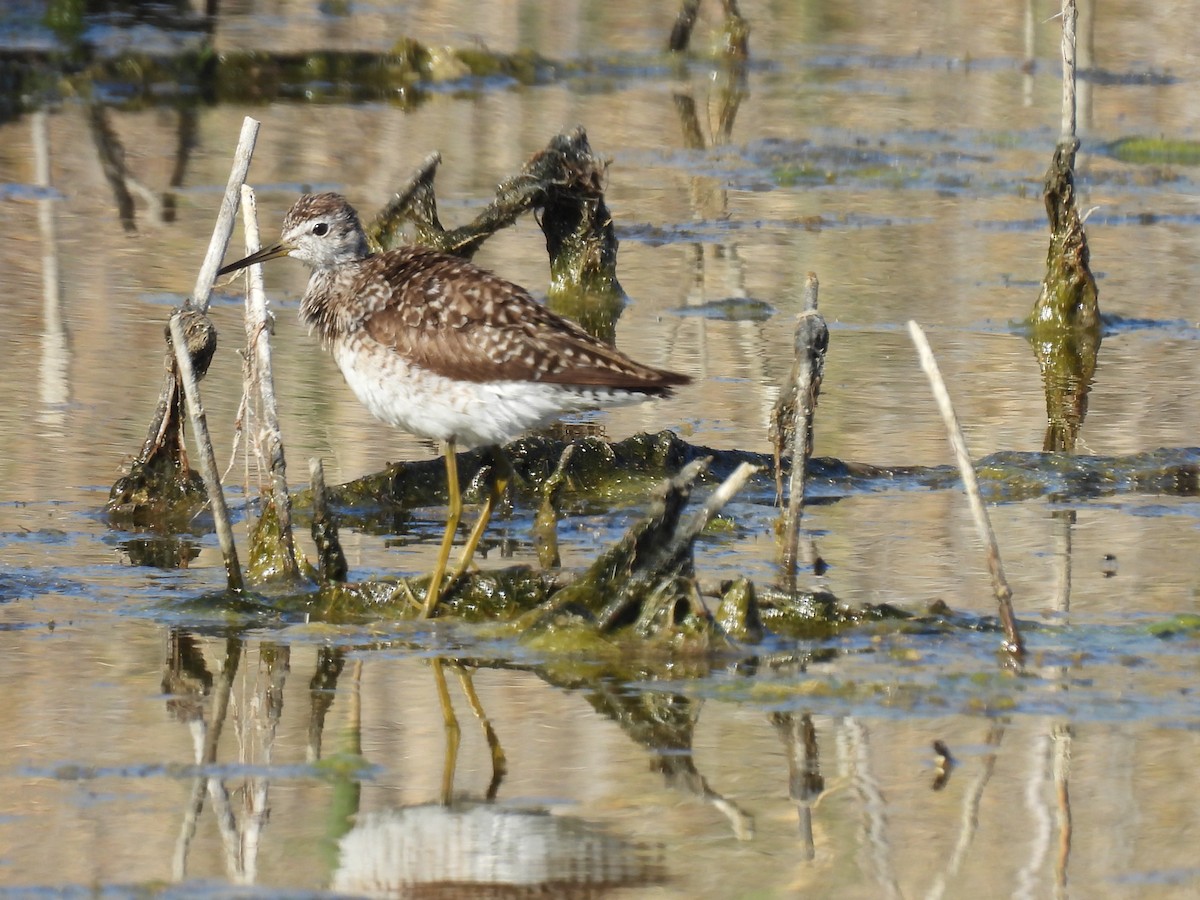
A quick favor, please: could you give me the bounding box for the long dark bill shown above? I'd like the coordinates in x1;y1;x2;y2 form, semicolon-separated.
217;241;292;276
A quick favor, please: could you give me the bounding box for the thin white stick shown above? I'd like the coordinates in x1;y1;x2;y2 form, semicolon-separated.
907;321;1024;658
194;117;260;313
240;184;301;581
667;461;760;561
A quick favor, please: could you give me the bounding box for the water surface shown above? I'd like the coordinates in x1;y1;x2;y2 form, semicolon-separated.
2;1;1200;896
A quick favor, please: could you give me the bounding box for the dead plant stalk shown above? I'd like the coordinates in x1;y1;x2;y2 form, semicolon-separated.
239;184;301;581
906;321;1024;658
170;313;243;592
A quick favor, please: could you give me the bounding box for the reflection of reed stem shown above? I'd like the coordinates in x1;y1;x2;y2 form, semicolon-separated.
773;712;824;861
1053;723;1073;897
1022;0;1035;107
33;110;69;430
667;0;702;52
207;773;242;880
346;660;364;756
172;637;244;880
845;718;901;900
208;639;246;879
1017;732;1053;896
925;723;1005;900
241;645;290;883
1053;510;1073;614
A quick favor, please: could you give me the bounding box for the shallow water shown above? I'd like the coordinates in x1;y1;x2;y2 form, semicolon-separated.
2;0;1200;896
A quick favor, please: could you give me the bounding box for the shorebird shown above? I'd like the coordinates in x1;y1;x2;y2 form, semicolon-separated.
219;192;689;617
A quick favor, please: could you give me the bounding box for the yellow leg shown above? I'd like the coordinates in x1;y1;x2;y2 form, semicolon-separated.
452;445;511;580
422;439;461;619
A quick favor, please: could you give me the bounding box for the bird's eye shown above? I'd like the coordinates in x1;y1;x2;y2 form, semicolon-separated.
312;222;330;236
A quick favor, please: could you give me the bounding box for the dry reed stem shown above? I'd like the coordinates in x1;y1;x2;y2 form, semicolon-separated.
169;313;244;592
907;321;1024;659
194;117;259;312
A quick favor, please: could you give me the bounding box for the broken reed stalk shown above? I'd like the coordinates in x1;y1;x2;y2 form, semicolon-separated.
169;313;244;592
240;184;301;582
194;116;259;314
634;459;757;578
906;321;1024;659
682;461;759;544
779;273;826;587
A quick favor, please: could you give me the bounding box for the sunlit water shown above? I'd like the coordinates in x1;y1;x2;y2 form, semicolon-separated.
2;0;1200;896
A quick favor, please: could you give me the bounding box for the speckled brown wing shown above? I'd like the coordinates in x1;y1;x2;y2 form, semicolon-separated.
359;247;690;391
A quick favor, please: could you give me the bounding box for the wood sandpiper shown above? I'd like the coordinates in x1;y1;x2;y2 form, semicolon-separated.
219;192;690;617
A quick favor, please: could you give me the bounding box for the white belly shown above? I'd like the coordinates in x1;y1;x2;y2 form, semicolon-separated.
331;339;639;448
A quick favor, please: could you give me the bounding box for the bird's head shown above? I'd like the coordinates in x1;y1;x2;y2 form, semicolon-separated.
218;192;369;276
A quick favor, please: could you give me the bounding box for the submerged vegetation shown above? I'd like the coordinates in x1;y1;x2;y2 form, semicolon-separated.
1105;135;1200;166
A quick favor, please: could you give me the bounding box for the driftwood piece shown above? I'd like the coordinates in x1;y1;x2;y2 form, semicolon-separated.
524;459;757;643
458;458;717;630
370;127;625;341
